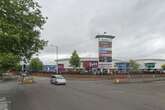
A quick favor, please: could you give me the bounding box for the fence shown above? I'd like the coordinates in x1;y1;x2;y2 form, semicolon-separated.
112;74;165;83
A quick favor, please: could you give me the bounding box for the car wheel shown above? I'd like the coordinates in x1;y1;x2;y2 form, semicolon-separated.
54;81;58;85
50;81;53;84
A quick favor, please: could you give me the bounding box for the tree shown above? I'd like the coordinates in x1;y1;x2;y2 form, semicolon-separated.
0;0;47;61
0;53;20;73
15;63;22;72
69;50;80;69
29;58;43;72
161;64;165;70
129;60;140;72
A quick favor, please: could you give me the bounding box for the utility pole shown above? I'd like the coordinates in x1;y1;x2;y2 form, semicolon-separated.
50;44;59;74
56;46;58;74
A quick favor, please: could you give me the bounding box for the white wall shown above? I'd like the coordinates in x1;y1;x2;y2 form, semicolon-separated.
57;59;84;69
58;60;70;68
136;59;165;69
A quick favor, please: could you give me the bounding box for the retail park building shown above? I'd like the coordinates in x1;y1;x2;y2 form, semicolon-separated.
54;58;165;73
44;34;165;73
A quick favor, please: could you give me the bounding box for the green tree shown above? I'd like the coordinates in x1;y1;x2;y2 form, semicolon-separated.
69;50;80;69
161;64;165;70
15;63;22;72
129;60;140;72
0;53;20;73
0;0;47;61
29;58;43;72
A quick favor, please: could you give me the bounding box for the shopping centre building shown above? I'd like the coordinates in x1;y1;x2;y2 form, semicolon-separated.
54;58;165;73
43;34;165;73
135;59;165;70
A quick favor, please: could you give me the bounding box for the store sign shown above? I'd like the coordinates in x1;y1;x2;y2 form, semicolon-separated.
98;40;113;69
98;62;112;68
99;41;112;62
83;61;98;70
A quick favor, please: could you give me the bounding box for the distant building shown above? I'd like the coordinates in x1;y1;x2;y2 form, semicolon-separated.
24;58;165;74
57;57;123;73
43;65;56;72
135;59;165;70
56;57;165;73
115;62;129;73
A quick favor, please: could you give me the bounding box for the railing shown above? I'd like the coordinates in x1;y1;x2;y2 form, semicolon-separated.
112;74;165;83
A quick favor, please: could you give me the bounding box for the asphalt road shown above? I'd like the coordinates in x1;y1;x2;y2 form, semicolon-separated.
0;80;18;110
11;77;165;110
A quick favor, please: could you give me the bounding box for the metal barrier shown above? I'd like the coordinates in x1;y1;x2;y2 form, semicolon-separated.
112;74;165;84
17;75;34;84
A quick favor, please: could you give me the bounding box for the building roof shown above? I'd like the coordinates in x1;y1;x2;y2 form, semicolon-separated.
115;62;129;64
135;59;165;62
96;34;115;39
56;57;165;63
56;57;123;62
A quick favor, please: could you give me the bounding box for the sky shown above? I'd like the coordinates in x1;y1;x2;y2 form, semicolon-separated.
38;0;165;64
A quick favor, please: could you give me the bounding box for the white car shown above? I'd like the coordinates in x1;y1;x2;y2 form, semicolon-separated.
50;75;66;85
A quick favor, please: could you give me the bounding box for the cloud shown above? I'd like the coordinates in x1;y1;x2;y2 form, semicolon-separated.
38;0;165;63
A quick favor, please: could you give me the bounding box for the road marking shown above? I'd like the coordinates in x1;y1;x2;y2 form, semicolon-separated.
0;97;10;110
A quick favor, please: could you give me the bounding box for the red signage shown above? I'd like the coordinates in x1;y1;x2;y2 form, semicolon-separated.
58;64;64;72
83;61;98;70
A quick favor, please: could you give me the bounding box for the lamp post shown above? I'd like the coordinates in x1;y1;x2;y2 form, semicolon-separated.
50;44;59;74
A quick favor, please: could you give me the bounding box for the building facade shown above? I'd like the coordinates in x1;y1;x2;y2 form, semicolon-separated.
57;57;124;73
135;59;165;70
56;58;165;73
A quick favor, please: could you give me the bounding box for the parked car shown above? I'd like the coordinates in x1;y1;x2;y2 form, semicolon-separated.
50;75;66;85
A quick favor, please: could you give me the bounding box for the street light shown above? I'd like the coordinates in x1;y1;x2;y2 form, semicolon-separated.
50;44;59;74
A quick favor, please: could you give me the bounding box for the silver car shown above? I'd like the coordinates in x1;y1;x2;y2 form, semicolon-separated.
50;75;66;85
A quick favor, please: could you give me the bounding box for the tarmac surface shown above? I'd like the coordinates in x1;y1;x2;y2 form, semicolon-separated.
1;77;165;110
0;80;18;110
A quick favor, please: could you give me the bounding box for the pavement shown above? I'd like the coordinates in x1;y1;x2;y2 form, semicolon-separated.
0;80;18;110
1;77;165;110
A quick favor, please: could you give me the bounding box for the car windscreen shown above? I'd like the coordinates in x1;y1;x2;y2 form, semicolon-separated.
51;76;56;78
56;76;64;79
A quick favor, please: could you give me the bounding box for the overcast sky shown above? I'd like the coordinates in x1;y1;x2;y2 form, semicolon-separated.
38;0;165;64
